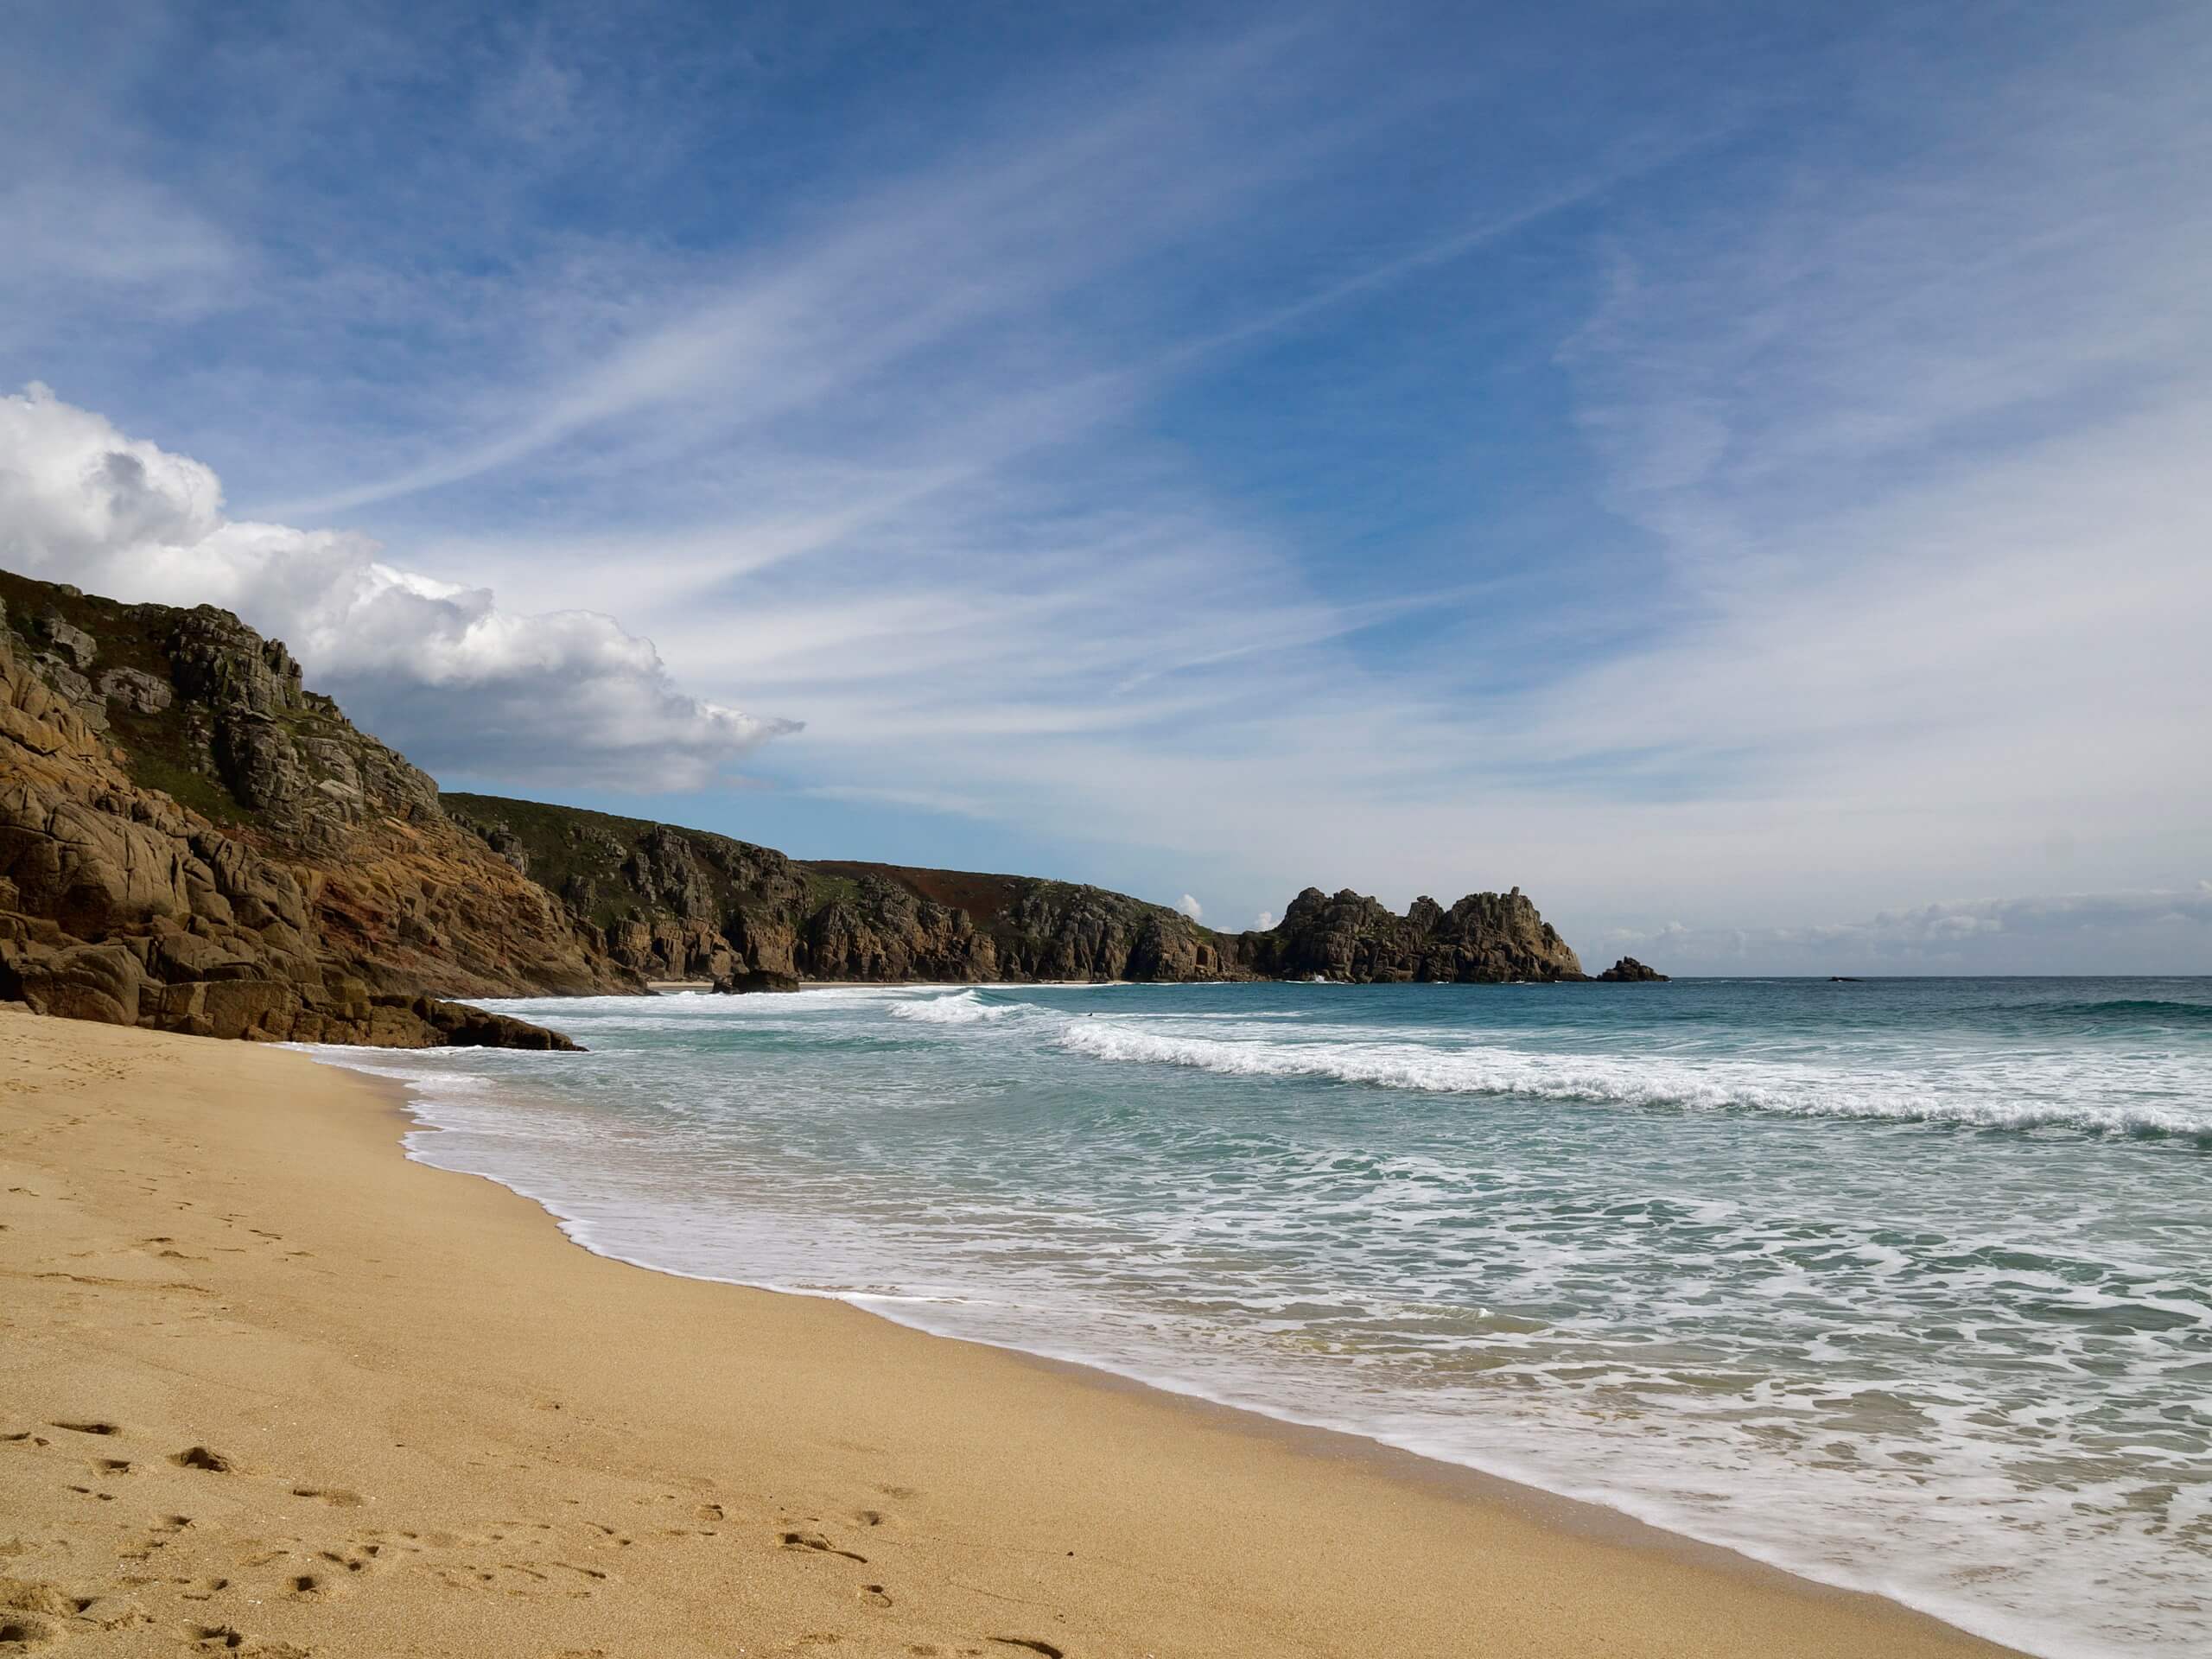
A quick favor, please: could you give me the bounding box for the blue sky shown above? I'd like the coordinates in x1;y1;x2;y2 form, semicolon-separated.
4;0;2209;971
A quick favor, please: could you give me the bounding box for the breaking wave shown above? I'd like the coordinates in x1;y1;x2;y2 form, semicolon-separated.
889;990;1026;1024
1053;1020;2212;1137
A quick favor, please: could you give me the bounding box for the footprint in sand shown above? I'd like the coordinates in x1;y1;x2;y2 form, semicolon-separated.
0;1580;110;1643
315;1541;385;1580
0;1611;59;1647
780;1530;868;1564
172;1446;234;1473
289;1485;363;1508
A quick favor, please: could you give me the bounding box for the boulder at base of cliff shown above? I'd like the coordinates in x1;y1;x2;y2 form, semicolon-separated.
378;994;583;1051
1597;957;1669;982
11;941;143;1026
711;969;802;994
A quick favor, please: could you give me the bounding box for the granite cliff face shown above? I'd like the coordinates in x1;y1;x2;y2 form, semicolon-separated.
442;795;1239;985
446;794;1595;987
0;572;607;1046
1237;885;1586;982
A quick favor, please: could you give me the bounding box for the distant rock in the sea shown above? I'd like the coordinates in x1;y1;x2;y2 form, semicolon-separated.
1597;957;1669;982
1234;885;1586;983
711;969;802;994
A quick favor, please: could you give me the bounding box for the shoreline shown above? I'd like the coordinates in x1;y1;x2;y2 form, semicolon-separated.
375;1045;2057;1656
1;1005;2024;1657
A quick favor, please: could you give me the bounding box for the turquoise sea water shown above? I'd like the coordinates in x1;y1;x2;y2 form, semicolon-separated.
319;977;2212;1657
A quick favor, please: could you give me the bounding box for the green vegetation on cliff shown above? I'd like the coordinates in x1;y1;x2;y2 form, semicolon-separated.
442;791;1236;984
441;792;1592;987
1;571;613;1049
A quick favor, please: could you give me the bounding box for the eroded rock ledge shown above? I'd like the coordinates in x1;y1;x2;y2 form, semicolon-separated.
0;575;589;1050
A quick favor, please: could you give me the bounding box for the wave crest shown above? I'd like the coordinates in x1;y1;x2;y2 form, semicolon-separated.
891;990;1026;1025
1053;1022;2212;1137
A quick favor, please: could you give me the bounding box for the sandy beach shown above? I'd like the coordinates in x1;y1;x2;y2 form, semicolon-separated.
0;1006;2022;1659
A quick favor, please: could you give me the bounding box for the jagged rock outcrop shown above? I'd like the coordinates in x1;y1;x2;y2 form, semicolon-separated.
446;795;1602;988
1233;886;1586;982
710;969;801;995
0;572;607;1047
1597;956;1668;982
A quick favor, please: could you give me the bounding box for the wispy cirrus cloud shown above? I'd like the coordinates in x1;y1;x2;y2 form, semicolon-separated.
6;2;2210;970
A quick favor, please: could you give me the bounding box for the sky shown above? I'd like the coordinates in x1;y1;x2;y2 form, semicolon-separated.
3;0;2209;973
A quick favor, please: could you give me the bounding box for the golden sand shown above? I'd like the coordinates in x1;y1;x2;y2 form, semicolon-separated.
0;1007;2019;1657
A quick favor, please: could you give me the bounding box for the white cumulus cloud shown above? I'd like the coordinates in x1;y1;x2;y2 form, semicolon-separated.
1175;893;1204;921
1253;910;1275;931
0;385;797;789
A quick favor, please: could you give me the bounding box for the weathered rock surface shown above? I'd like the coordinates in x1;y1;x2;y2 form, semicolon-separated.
0;571;603;1049
1597;956;1669;982
1236;886;1586;982
444;794;1243;986
711;969;802;995
447;797;1602;987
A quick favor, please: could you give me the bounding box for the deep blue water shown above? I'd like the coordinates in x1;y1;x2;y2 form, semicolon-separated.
320;977;2212;1657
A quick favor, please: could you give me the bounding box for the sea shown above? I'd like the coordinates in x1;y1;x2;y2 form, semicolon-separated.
314;976;2212;1658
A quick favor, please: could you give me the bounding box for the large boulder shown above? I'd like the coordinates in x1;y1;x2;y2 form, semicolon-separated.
14;942;143;1026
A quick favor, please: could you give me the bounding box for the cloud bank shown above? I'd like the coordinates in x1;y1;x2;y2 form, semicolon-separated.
0;385;795;788
1607;889;2212;976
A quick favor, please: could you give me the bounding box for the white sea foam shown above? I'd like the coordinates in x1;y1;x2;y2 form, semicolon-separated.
308;980;2212;1659
890;990;1025;1024
1053;1020;2212;1135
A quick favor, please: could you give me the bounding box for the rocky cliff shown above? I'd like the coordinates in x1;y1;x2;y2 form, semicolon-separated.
442;794;1240;984
445;795;1594;987
1241;885;1586;982
2;567;1637;1049
0;571;610;1046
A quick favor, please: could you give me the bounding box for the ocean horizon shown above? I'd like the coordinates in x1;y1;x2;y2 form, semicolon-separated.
320;975;2212;1659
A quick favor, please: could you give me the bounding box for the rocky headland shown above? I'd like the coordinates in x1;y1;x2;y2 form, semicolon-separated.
443;797;1594;988
2;568;1657;1048
0;571;602;1047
